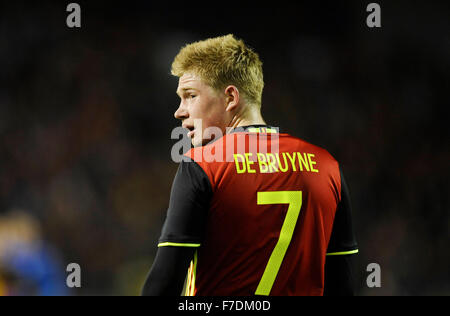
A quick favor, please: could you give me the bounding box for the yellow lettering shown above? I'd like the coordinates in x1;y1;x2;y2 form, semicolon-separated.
285;152;297;171
276;153;289;172
234;154;246;174
308;153;319;173
245;153;256;173
266;153;278;173
257;153;269;173
297;152;310;172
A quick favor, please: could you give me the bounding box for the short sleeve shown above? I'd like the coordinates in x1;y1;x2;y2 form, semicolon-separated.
158;159;212;248
326;167;359;256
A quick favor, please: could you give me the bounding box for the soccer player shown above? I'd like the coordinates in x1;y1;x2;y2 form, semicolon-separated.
142;34;358;296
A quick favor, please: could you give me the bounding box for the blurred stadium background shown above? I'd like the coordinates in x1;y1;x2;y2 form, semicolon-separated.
0;1;448;295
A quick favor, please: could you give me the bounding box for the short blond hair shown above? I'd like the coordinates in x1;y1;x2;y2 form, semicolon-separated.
171;34;264;107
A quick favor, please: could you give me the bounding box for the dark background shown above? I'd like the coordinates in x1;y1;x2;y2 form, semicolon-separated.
0;1;448;295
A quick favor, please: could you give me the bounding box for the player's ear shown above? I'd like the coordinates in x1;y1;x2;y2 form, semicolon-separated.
224;85;239;112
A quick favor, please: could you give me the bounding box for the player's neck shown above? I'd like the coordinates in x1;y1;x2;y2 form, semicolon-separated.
228;107;266;131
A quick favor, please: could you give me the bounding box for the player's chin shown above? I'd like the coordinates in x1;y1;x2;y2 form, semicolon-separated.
191;137;203;148
192;136;212;148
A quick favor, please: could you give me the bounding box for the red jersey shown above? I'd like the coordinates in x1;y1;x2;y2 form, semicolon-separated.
157;125;358;296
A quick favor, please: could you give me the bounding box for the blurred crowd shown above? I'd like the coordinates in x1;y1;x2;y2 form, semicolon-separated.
0;1;448;295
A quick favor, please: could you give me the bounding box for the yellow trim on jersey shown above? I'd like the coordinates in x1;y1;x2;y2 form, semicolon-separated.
185;251;198;296
185;262;192;296
158;242;201;248
248;127;278;134
326;249;359;256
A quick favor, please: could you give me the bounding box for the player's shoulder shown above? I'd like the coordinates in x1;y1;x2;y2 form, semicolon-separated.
183;135;227;164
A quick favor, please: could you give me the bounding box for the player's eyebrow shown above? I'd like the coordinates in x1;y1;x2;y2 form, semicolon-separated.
176;87;197;97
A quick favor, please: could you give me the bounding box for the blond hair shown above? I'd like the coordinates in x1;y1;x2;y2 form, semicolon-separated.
171;34;264;107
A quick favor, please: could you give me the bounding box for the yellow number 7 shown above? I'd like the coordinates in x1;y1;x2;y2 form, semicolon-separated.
255;191;303;296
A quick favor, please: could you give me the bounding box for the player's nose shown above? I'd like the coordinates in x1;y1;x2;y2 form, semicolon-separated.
174;103;189;120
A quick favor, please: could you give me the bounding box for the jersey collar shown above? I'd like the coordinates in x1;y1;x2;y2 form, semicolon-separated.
228;125;280;134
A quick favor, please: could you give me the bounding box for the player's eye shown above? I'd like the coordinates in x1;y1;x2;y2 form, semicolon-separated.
183;94;195;99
